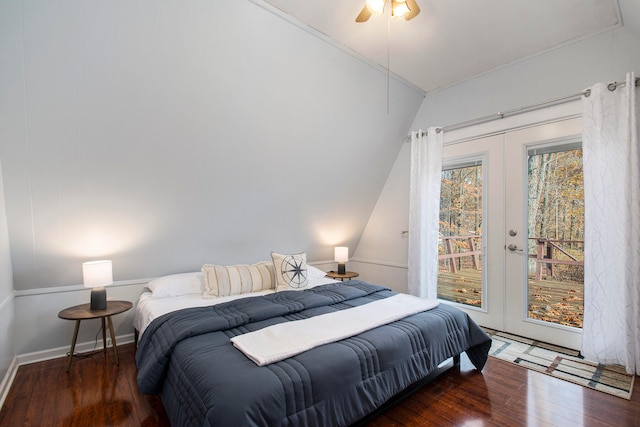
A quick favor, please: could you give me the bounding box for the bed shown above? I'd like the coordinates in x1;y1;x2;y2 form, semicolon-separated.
135;257;491;427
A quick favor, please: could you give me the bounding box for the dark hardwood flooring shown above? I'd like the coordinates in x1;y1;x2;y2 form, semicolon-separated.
0;344;169;427
1;343;638;426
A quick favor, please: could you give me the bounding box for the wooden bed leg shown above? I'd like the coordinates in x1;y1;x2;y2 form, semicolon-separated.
134;329;139;348
453;354;461;366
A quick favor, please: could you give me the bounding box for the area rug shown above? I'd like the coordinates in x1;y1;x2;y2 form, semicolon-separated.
485;329;635;400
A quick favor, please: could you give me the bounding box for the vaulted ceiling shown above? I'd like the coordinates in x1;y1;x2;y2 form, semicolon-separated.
260;0;638;92
2;1;640;290
0;0;426;289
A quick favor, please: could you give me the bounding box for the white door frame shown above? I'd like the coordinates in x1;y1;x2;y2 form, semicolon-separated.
503;118;583;349
441;134;505;331
440;103;584;349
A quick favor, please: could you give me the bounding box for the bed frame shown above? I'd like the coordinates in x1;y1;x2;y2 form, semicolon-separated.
351;355;461;426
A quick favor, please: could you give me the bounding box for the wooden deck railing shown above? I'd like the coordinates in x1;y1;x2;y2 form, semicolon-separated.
438;235;481;273
438;235;584;279
528;238;584;280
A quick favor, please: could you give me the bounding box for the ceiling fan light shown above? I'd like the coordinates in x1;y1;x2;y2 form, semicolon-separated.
392;0;411;18
366;0;386;15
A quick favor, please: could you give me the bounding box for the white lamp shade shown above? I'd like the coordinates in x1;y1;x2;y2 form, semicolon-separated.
334;247;349;263
83;260;113;288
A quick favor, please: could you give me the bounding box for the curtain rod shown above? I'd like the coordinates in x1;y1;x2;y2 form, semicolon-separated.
407;77;640;139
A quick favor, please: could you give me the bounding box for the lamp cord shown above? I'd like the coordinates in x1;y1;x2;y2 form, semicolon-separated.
65;324;107;358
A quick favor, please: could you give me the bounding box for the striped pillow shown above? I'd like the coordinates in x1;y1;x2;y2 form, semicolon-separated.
202;261;276;298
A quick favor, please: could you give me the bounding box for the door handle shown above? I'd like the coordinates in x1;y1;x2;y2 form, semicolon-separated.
507;243;523;252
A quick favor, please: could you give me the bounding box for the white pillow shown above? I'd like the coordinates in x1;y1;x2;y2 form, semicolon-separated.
148;272;204;299
271;252;309;291
202;261;275;298
306;264;327;280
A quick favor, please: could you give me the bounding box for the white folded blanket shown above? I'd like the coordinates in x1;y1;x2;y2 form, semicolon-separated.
230;293;439;366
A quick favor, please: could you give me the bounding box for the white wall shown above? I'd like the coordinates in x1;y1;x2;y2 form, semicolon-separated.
0;159;13;385
0;0;424;293
13;282;144;356
415;28;639;129
354;26;640;290
350;144;411;291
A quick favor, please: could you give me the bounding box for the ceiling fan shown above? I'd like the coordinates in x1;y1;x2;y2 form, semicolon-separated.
356;0;421;22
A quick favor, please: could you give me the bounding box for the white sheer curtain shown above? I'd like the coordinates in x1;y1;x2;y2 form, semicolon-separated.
581;72;640;375
408;127;443;299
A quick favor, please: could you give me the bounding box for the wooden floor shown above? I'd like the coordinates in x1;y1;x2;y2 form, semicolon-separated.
438;269;584;328
1;343;639;426
0;344;169;427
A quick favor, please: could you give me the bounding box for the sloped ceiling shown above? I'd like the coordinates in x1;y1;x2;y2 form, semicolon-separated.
619;0;640;38
2;1;638;290
260;0;622;92
0;0;424;289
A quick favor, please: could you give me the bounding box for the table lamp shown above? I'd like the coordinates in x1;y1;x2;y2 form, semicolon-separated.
83;260;113;310
334;247;349;275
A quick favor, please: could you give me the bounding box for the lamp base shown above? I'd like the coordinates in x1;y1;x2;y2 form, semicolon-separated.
90;287;107;310
337;263;346;274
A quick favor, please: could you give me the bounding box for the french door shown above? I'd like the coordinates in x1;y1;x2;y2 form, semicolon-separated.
438;118;584;349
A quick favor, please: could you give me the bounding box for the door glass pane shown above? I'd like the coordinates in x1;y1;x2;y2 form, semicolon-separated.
438;162;483;307
527;146;584;328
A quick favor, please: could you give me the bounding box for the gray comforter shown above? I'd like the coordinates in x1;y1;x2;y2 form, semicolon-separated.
136;281;491;426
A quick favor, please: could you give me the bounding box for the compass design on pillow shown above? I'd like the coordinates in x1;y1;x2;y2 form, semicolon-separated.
281;255;308;289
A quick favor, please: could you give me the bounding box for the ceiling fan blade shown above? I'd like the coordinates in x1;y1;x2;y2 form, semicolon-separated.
403;0;421;21
355;5;372;22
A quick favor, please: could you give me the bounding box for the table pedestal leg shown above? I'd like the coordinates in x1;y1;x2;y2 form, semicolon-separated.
66;320;81;372
107;316;119;365
101;317;107;353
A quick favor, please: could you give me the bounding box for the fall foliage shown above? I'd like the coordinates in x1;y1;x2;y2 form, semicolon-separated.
437;148;584;328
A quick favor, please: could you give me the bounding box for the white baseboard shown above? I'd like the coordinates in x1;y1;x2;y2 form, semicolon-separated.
0;333;135;411
15;332;136;366
0;356;18;411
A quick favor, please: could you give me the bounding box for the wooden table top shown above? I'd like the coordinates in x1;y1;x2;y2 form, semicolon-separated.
58;300;132;320
325;271;359;280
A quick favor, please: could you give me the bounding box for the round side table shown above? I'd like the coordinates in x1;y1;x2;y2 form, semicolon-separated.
325;271;360;281
58;300;132;372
